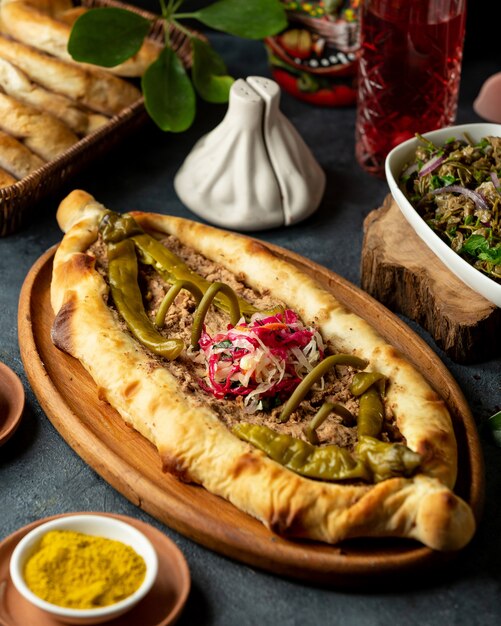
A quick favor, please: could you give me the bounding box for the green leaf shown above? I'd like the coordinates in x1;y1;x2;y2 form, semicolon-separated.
193;0;287;39
142;47;196;132
462;234;490;257
191;38;233;103
488;410;501;447
440;174;457;186
479;245;501;264
429;172;456;189
430;175;442;190
68;8;151;67
214;339;233;349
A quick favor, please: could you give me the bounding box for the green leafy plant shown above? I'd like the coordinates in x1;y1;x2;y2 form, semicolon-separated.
68;0;287;131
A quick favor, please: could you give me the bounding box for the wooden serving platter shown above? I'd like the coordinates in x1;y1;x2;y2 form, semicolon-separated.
18;243;485;587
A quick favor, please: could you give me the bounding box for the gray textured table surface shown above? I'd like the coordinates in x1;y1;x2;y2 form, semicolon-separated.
1;11;501;626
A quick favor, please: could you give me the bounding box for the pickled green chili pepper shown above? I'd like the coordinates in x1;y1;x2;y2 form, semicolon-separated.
191;282;241;348
356;436;421;483
350;372;386;438
350;371;386;397
304;402;356;445
98;212;280;319
108;239;184;360
233;423;370;482
131;232;264;319
132;232;191;283
279;354;368;423
155;280;203;329
99;211;143;243
357;387;384;438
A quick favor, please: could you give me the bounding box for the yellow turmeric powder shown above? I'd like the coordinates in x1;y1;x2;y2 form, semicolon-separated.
24;530;146;609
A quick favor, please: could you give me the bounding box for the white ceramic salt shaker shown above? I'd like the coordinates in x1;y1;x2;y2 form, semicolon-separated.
174;77;326;231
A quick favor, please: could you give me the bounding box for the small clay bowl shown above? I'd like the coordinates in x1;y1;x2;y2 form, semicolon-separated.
9;514;158;625
0;361;25;446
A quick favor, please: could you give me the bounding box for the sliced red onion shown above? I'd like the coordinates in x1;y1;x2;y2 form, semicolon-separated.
425;185;490;211
401;162;418;178
490;171;501;190
418;154;445;177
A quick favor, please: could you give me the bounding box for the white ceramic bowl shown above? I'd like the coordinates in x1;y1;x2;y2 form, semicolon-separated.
385;122;501;308
9;514;158;625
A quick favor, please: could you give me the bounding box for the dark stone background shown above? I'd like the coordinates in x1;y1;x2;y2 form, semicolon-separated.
1;2;500;624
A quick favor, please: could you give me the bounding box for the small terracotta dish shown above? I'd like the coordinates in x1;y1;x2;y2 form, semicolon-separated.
1;513;189;626
9;514;158;625
385;122;501;308
0;361;25;446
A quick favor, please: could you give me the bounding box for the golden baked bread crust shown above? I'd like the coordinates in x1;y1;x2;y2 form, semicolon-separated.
50;190;476;551
0;91;78;159
0;128;44;177
0;1;143;187
0;34;140;115
0;56;107;135
0;0;162;77
0;164;16;186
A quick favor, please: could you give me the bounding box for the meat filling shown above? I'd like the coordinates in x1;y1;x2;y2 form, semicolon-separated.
88;233;403;450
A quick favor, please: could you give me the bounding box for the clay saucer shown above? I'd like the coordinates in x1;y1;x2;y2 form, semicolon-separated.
0;362;25;447
0;513;190;626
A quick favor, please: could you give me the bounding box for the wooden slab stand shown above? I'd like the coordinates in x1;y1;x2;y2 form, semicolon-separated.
361;195;501;364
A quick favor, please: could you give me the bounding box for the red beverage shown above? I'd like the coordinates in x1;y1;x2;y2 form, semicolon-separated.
355;0;466;176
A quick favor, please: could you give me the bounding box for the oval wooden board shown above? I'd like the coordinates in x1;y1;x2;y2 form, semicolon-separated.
18;243;485;587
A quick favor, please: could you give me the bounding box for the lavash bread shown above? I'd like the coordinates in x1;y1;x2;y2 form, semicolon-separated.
0;0;162;77
0;57;107;134
50;190;476;551
0;35;140;115
0;0;146;190
0;165;16;186
0;129;44;176
0;91;79;159
2;0;74;16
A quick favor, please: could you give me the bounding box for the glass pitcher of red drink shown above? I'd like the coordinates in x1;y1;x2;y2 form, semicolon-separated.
355;0;467;177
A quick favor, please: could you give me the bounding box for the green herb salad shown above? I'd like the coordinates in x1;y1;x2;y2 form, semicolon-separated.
399;134;501;283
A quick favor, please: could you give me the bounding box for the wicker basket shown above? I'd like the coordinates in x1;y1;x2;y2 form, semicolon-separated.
0;0;194;236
